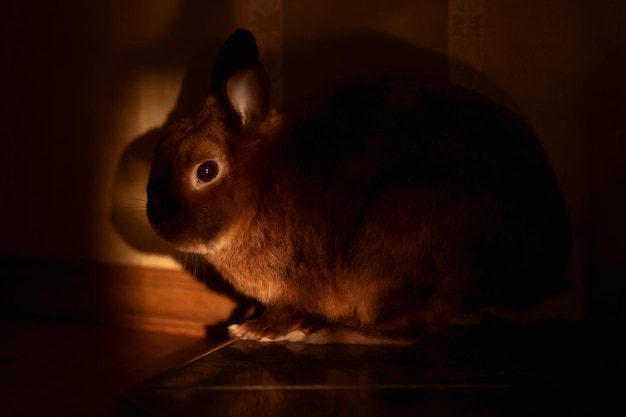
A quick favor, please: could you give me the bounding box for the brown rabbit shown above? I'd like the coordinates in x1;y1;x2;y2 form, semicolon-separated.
146;29;571;344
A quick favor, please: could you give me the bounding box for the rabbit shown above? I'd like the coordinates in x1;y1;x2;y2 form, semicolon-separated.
146;29;572;344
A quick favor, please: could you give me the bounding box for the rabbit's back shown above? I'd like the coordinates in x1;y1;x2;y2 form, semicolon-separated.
261;75;571;321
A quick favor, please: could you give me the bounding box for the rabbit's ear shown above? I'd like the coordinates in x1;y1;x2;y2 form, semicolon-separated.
210;29;260;92
210;29;272;127
225;65;272;127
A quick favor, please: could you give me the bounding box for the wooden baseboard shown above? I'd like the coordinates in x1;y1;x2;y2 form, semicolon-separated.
2;256;620;335
0;256;241;336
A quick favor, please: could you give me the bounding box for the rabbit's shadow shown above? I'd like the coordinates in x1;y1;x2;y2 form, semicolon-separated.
110;29;519;327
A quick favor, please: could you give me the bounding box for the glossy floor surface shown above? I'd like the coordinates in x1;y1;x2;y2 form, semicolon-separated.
0;321;217;417
115;320;625;416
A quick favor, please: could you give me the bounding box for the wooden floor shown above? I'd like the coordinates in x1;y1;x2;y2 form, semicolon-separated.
3;319;625;416
0;320;220;417
113;320;626;417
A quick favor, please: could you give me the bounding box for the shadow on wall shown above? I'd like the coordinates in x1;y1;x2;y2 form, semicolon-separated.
108;27;543;308
107;0;258;316
109;0;234;256
280;30;517;109
581;52;626;318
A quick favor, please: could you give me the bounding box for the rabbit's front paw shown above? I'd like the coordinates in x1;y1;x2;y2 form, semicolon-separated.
228;323;308;342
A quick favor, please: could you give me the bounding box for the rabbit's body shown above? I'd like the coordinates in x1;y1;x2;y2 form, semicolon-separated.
147;30;571;344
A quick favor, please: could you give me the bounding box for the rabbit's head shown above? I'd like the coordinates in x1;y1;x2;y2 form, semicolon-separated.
146;30;276;253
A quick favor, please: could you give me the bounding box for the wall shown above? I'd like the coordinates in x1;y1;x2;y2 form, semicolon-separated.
482;1;626;316
1;0;624;319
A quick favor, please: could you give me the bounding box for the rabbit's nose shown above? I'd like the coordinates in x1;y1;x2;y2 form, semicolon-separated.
145;192;184;242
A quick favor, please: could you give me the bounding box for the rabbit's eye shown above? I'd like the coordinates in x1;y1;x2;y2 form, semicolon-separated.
197;161;219;183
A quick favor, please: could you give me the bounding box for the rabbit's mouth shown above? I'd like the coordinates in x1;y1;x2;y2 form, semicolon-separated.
145;197;191;248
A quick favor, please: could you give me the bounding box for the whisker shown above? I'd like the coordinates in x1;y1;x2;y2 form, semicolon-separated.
112;201;148;212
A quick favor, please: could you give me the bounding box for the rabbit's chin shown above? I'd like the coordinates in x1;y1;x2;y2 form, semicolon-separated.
149;228;208;254
165;237;221;255
170;241;211;254
168;225;239;256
